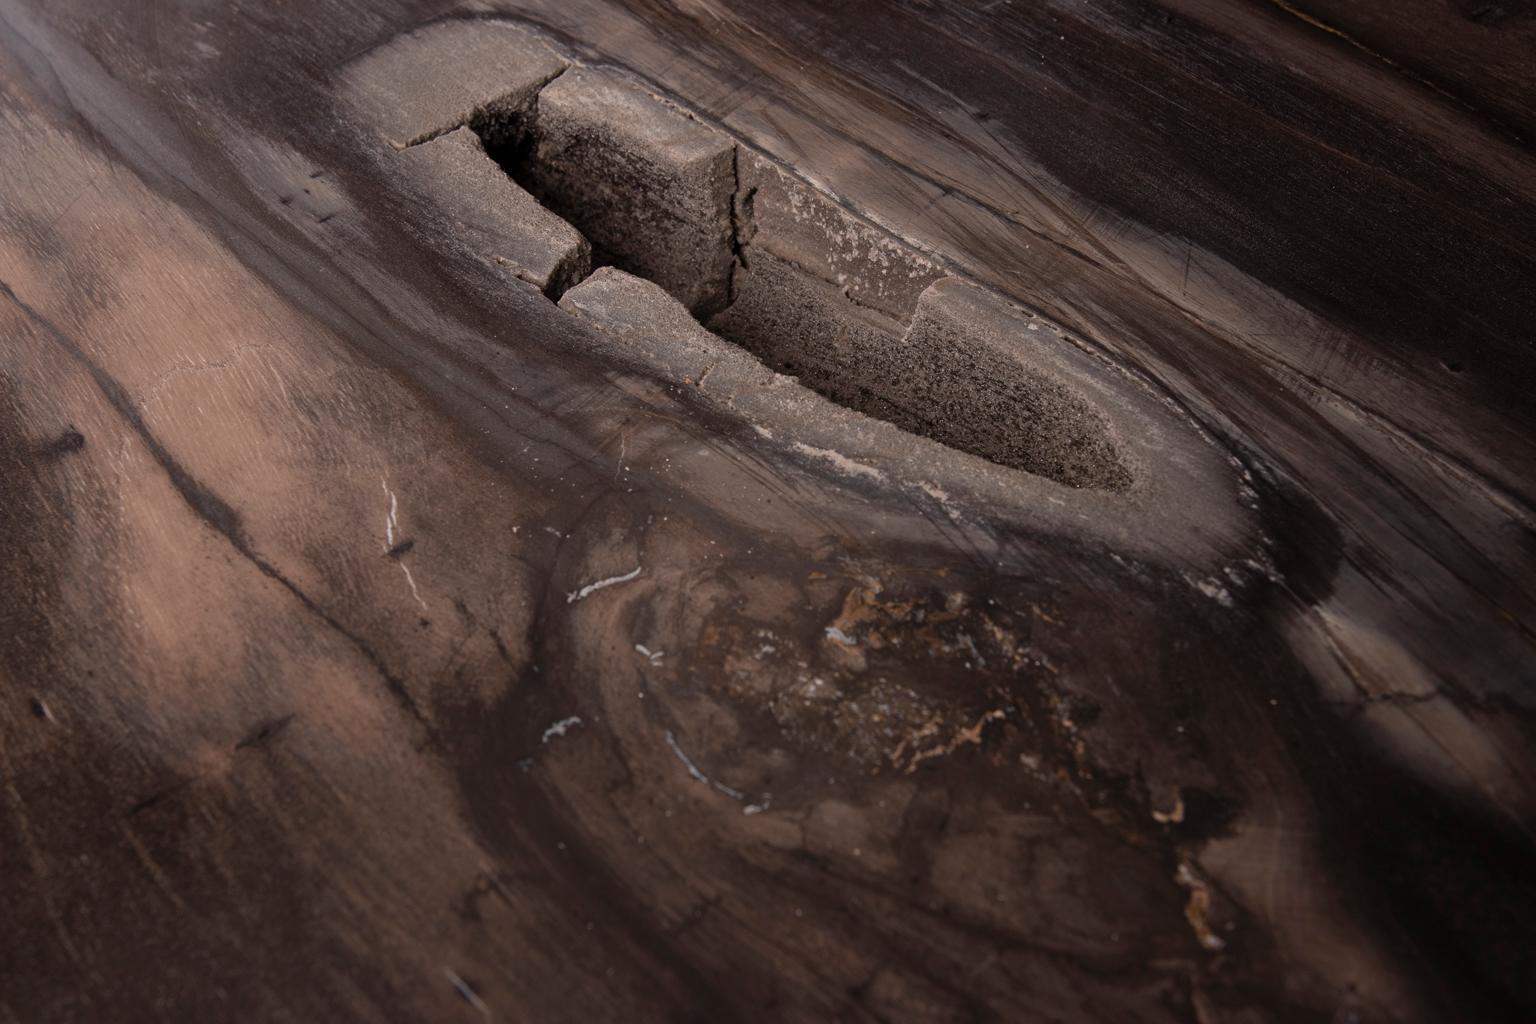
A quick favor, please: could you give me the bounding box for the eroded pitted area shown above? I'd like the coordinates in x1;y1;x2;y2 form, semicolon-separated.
906;280;1133;490
469;66;1132;489
508;67;739;319
341;19;1248;564
714;258;1132;489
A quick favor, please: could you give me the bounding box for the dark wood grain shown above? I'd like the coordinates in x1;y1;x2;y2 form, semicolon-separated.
1;1;1532;1021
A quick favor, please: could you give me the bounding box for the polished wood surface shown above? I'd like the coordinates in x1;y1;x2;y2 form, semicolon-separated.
1;1;1533;1020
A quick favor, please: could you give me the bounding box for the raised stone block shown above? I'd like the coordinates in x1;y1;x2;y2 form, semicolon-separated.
341;20;567;148
559;268;740;382
737;151;944;322
399;127;590;296
525;67;737;318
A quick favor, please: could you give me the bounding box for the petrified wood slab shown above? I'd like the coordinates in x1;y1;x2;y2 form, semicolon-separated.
1;2;1533;1022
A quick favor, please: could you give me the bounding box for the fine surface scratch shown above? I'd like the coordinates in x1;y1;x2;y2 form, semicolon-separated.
444;968;491;1018
382;478;427;611
789;442;885;482
1259;0;1490;124
665;729;744;800
541;716;582;743
566;565;643;604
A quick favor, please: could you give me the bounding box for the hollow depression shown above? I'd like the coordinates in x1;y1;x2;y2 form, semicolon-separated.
469;65;1132;491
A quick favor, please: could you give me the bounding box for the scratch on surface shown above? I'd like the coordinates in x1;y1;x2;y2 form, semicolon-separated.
614;429;629;483
382;478;427;612
790;442;885;482
1;757;92;973
1260;0;1485;119
665;729;744;800
135;342;275;411
119;821;190;912
567;565;642;604
917;480;962;519
444;968;491;1018
541;716;582;744
1190;575;1234;608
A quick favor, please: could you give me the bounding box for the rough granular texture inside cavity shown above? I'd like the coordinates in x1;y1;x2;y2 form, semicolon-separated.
902;282;1133;490
514;67;738;318
708;255;1132;489
423;61;1133;490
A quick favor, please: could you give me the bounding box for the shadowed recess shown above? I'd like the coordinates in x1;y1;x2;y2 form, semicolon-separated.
464;70;1132;491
